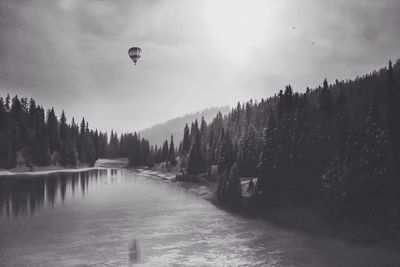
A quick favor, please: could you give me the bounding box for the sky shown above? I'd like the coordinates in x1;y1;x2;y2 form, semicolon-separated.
0;0;399;133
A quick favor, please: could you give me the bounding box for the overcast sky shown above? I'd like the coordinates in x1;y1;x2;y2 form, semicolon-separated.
0;0;399;133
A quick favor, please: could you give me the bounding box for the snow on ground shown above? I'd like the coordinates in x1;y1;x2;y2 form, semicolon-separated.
0;166;107;176
0;159;121;177
0;158;130;177
136;169;177;181
95;158;128;168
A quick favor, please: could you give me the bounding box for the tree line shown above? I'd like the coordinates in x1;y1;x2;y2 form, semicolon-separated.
108;130;178;168
0;94;180;170
0;96;155;169
177;60;400;228
2;59;399;230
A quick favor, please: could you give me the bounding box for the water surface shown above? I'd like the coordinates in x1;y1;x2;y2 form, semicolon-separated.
0;169;399;266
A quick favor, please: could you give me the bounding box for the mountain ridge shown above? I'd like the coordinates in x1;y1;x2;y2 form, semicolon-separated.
139;106;230;147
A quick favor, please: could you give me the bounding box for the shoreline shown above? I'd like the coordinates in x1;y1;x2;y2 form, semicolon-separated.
0;166;107;176
135;167;400;251
3;158;400;250
134;168;218;202
134;166;260;206
0;158;128;177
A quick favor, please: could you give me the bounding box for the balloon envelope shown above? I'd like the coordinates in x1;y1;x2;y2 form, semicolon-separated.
128;47;142;65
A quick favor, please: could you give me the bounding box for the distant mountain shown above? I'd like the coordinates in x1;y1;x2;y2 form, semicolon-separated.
139;106;230;146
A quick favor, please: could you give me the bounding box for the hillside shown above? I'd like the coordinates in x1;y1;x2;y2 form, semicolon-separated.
173;59;400;232
138;106;230;146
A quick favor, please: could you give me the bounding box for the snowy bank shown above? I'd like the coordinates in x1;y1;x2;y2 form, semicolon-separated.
0;158;128;176
0;165;106;176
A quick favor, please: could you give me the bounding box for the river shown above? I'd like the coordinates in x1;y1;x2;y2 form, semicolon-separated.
0;168;399;266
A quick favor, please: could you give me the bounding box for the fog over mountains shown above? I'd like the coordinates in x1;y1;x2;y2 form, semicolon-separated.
139;106;230;147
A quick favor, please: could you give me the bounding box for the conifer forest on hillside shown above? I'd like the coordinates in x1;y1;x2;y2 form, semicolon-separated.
1;60;400;233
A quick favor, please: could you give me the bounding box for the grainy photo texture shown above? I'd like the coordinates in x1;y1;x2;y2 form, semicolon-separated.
0;0;400;266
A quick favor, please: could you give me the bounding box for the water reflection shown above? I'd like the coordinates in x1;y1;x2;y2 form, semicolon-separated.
0;169;110;218
1;168;399;266
111;168;118;176
129;239;141;264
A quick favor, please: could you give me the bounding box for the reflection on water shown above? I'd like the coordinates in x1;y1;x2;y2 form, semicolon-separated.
1;168;400;266
0;169;109;218
129;239;141;264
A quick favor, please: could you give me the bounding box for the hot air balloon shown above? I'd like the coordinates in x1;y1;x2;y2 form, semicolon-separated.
128;47;142;65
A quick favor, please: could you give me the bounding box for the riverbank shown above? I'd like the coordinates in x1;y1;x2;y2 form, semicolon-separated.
0;163;102;176
0;158;129;176
135;165;400;251
135;168;218;202
134;168;258;208
5;157;398;250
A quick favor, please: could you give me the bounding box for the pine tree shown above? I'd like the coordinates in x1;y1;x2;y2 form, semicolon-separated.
59;111;69;166
10;96;23;151
200;117;207;139
25;98;38;162
187;132;204;175
59;111;67;141
47;108;59;153
0;97;4;129
319;79;333;119
386;60;400;178
85;135;97;166
94;129;99;160
78;118;87;163
238;126;258;177
168;135;177;166
190;119;199;146
182;123;191;155
257;112;281;203
162;140;169;162
283;85;294;112
34;107;50;166
5;94;10;111
217;129;235;174
217;163;242;206
0;97;7;167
